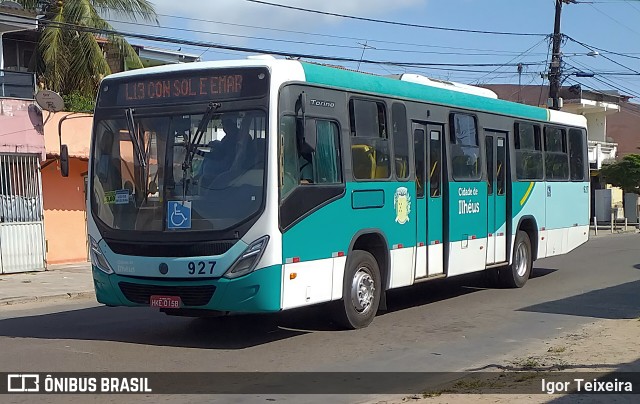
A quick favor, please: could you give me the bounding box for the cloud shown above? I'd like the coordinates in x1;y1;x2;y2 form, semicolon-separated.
150;0;426;43
155;0;425;27
112;0;427;61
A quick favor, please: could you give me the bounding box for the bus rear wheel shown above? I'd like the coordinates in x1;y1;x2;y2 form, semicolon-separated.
333;250;381;329
500;230;532;288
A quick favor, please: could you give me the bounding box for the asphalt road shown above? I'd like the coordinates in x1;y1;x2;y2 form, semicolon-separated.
1;233;639;403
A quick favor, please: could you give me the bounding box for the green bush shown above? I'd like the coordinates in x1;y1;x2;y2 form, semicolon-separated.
62;92;96;113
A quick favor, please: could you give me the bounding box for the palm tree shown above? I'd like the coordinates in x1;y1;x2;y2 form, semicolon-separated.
16;0;158;96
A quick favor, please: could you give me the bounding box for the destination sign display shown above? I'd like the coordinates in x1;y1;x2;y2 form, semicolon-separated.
99;67;270;107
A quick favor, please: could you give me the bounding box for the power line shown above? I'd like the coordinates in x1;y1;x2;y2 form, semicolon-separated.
95;7;551;56
473;37;550;85
587;3;640;38
564;60;640;97
565;36;640;74
565;36;640;61
104;17;550;58
0;16;549;70
243;0;548;37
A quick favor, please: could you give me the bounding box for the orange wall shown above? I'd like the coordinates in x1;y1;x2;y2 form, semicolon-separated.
42;157;89;264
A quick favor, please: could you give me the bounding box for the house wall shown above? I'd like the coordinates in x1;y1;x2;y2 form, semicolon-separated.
42;112;94;264
0;99;44;158
606;102;640;157
41;157;89;264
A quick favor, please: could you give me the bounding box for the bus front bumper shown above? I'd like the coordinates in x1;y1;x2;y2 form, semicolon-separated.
92;264;283;313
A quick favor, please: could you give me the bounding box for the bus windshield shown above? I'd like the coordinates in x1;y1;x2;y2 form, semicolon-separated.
91;109;267;233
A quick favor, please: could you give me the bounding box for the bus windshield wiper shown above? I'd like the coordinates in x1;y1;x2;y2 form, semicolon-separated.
125;108;147;168
181;102;221;197
184;102;221;171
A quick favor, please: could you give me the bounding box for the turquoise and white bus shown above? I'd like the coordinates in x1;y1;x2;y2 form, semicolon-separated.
84;57;589;329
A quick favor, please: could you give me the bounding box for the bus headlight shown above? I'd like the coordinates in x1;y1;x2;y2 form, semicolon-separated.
224;236;269;279
90;236;114;275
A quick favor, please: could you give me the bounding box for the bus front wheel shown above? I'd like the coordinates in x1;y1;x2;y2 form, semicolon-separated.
500;230;532;288
333;250;381;329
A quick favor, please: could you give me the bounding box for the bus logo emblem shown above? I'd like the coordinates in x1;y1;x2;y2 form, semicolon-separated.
394;187;411;225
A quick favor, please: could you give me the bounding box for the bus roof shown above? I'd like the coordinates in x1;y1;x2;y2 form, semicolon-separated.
101;57;587;128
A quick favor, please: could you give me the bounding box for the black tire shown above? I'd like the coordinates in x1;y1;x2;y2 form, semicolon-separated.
333;250;381;329
499;230;532;288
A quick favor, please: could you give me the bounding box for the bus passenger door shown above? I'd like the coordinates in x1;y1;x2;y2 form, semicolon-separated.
412;123;428;279
485;131;508;264
426;124;444;276
412;122;445;281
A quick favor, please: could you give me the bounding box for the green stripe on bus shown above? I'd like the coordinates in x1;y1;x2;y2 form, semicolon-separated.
301;63;549;122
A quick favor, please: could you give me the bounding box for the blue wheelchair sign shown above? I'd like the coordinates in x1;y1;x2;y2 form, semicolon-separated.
168;201;192;230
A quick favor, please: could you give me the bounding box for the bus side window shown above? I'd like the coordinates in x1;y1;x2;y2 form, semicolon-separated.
485;136;493;195
280;116;342;199
544;126;569;181
280;116;299;198
414;129;425;198
449;113;480;181
568;128;586;181
313;120;342;184
515;123;543;181
430;130;442;197
349;99;390;180
392;103;409;180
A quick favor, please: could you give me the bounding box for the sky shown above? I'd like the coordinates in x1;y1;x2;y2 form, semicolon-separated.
107;0;640;102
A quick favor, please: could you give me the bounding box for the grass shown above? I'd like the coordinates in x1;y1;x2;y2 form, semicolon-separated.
547;346;567;353
518;357;541;369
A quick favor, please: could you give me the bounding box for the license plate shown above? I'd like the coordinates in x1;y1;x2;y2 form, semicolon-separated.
150;295;182;309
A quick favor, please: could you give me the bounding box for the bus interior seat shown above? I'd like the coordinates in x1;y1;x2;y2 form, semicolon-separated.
351;144;376;179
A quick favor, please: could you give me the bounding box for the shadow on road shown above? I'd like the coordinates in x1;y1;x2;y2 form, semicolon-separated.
0;265;559;349
517;279;640;319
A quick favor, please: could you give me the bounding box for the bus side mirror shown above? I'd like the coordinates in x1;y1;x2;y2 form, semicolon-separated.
60;144;69;177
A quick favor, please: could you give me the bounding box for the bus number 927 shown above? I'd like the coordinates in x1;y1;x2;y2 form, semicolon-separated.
188;261;216;275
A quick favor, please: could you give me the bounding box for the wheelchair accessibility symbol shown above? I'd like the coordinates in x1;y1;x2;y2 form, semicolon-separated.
168;201;192;230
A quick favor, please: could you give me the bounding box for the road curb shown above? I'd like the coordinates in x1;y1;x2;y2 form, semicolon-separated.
590;229;639;238
0;291;94;306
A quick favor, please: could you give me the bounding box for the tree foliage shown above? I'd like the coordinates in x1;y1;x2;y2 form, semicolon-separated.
16;0;157;97
599;154;640;194
62;91;95;112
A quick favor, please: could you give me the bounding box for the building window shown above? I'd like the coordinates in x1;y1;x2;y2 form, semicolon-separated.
515;122;543;181
544;126;569;181
449;113;480;181
349;99;391;180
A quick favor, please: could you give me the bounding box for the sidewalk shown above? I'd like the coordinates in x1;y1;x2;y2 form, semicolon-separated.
589;226;638;237
0;262;95;306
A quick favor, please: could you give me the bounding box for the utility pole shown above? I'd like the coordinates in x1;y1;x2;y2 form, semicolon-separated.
517;63;523;103
549;0;575;110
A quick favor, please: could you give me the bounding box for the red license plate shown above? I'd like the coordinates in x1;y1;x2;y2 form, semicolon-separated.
150;295;182;309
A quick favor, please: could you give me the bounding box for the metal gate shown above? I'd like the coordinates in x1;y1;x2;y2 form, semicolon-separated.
0;154;46;273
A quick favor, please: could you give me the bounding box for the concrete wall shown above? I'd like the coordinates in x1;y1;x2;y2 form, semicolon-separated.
0;99;44;158
44;112;93;159
41;157;88;264
42;112;93;264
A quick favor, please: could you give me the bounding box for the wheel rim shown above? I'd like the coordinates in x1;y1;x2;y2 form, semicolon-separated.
350;266;375;314
515;242;529;277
